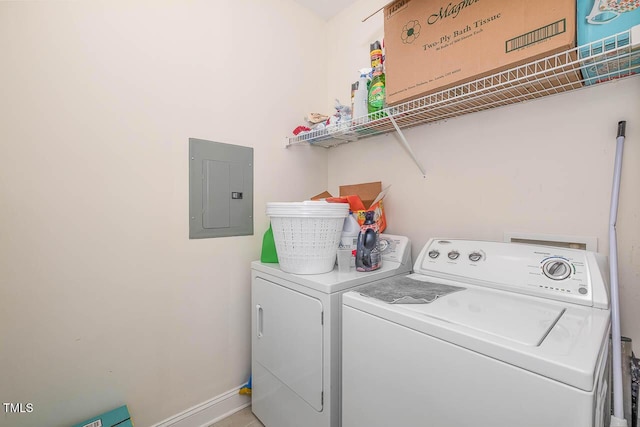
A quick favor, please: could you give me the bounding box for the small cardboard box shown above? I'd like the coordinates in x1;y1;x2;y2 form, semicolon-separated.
577;1;640;85
312;182;389;232
72;405;133;427
383;0;577;105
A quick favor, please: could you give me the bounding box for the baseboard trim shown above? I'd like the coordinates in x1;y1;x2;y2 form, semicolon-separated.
152;386;251;427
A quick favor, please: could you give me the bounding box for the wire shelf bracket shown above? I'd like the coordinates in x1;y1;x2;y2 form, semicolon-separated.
388;113;426;177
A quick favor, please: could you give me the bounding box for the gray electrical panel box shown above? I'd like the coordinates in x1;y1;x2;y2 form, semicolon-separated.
189;138;253;239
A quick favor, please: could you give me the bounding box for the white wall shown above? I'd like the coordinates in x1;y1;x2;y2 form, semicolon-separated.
2;2;639;426
0;1;328;426
327;1;640;344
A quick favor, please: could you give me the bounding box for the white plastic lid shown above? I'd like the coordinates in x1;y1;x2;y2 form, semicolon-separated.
266;200;349;218
342;213;361;234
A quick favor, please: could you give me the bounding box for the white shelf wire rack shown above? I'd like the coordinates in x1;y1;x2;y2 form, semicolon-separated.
287;26;639;150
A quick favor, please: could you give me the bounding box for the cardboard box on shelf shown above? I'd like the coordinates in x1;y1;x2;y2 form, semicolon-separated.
312;181;389;232
383;0;577;105
577;1;640;85
72;405;133;427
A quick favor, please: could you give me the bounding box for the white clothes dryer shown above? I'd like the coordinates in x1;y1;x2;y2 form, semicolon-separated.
251;234;412;427
342;238;611;427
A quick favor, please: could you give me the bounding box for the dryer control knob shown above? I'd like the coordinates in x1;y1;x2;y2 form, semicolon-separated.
448;251;460;260
428;250;440;259
543;259;571;280
469;252;482;262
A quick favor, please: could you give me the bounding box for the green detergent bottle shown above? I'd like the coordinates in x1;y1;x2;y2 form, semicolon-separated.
368;64;386;120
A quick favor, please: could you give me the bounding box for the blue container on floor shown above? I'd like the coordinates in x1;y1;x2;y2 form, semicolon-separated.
72;405;133;427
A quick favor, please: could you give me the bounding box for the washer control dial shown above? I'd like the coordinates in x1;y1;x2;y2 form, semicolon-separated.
448;251;460;260
428;249;440;259
469;252;482;262
542;259;572;281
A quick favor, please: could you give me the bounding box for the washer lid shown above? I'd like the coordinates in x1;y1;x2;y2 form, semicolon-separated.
344;275;611;391
402;287;565;346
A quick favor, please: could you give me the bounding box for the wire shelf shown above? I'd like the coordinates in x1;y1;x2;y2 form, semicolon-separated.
287;26;640;149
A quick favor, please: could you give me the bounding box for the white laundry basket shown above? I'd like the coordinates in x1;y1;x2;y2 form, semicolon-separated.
266;201;349;274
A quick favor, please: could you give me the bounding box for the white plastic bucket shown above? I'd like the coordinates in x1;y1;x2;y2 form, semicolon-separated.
266;201;349;274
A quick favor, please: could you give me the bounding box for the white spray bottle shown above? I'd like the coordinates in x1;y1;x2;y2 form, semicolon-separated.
352;68;370;122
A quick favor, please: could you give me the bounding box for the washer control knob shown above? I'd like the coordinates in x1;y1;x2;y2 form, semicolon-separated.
448;251;460;260
542;259;571;281
428;250;440;259
469;252;482;262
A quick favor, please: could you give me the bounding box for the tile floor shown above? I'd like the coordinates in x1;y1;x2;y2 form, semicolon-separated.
210;407;264;427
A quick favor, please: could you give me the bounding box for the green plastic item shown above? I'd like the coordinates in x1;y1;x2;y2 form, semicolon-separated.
260;224;278;263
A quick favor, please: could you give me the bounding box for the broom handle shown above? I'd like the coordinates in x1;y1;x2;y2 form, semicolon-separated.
610;121;626;424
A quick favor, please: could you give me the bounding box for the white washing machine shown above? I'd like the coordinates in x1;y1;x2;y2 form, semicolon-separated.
251;234;412;427
342;238;612;427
